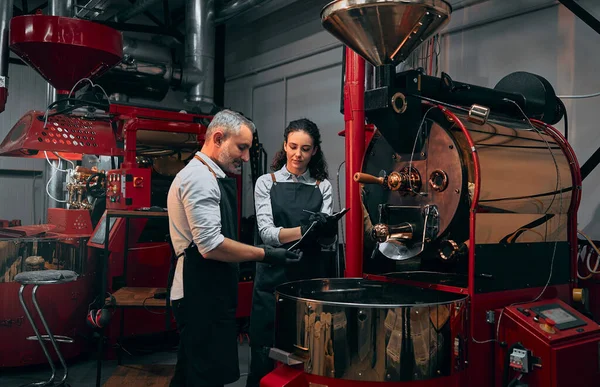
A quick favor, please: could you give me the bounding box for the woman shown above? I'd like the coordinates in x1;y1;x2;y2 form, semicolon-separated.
246;118;336;387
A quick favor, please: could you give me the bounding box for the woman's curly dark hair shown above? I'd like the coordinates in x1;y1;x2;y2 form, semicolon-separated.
271;118;329;181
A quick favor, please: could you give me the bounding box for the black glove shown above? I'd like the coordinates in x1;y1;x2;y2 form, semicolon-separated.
310;212;338;238
261;246;303;265
299;213;325;240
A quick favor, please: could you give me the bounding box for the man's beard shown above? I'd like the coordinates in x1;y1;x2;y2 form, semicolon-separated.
217;147;243;174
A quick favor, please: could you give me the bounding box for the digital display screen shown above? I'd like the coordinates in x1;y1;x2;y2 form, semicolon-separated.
540;307;577;325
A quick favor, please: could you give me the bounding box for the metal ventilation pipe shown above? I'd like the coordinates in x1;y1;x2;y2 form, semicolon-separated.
50;0;75;17
183;0;215;110
216;0;268;23
97;37;181;101
0;0;13;113
46;0;75;211
114;0;161;22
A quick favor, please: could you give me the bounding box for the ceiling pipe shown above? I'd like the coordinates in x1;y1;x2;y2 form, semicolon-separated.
182;0;215;110
96;36;182;101
46;0;76;211
114;0;161;22
50;0;74;17
0;0;13;113
215;0;270;23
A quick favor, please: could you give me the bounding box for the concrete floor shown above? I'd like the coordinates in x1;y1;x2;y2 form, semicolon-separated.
0;341;251;387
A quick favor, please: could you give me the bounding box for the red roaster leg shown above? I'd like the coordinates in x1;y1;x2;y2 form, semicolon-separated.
122;118;139;168
260;365;306;387
343;47;366;278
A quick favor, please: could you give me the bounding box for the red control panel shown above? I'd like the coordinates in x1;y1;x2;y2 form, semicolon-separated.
106;167;152;210
496;299;600;387
504;299;598;344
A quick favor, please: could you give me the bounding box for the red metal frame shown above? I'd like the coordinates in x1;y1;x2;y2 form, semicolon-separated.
343;48;366;277
264;49;589;387
531;119;583;294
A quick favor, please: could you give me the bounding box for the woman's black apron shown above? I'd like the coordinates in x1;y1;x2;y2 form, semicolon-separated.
249;173;327;347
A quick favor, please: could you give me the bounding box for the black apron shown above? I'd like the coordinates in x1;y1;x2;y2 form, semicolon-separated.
181;155;240;385
249;173;325;347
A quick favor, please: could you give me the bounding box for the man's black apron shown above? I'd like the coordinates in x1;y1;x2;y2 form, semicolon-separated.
176;155;240;386
249;173;326;348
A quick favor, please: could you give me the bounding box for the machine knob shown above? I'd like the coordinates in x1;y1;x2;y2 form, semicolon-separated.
539;318;556;334
387;172;402;190
573;288;586;305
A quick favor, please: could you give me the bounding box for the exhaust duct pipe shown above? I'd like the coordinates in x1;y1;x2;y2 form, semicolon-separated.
114;0;161;22
46;0;76;210
183;0;215;110
97;37;181;101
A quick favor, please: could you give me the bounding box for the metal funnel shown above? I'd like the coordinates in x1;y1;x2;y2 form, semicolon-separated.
9;15;123;92
321;0;451;66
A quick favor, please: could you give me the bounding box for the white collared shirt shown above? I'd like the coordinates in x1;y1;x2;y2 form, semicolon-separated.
168;151;226;301
254;165;333;246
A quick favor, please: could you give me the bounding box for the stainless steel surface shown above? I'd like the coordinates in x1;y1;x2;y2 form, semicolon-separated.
216;0;271;23
114;0;161;22
321;0;452;66
268;347;304;366
50;0;75;17
46;159;69;210
184;0;215;109
467;104;490;125
76;0;112;19
0;0;13;81
96;37;177;101
45;83;57;109
274;278;468;381
45;0;72;211
122;37;172;63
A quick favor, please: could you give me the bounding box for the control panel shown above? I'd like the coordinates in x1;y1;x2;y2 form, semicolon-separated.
497;299;600;387
504;299;599;344
105;167;152;210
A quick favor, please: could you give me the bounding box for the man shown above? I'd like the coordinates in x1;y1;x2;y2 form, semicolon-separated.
167;109;301;387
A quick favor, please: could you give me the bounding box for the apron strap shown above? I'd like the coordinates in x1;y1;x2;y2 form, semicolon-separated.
194;154;217;179
270;173;277;182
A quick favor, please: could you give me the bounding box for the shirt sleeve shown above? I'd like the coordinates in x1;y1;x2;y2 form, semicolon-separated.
255;175;283;246
320;180;334;215
179;171;225;255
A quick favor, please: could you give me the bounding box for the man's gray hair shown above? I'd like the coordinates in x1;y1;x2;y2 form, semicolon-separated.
206;109;256;139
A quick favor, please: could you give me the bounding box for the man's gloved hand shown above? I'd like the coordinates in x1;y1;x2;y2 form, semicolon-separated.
261;246;303;265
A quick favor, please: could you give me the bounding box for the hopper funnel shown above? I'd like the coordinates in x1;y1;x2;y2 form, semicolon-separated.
321;0;451;66
9;14;123;92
